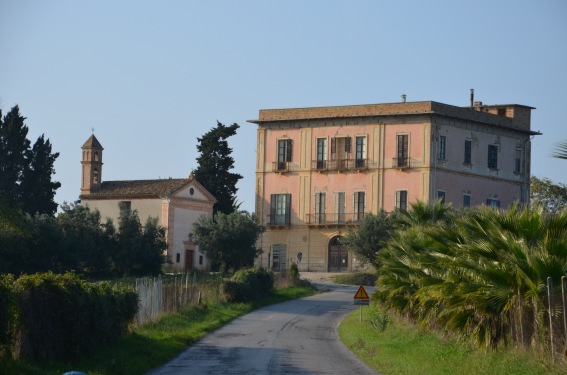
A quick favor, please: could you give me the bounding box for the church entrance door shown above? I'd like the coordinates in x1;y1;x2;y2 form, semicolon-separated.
185;250;194;270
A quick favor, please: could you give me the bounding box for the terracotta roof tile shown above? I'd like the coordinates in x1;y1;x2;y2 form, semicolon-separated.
84;178;190;198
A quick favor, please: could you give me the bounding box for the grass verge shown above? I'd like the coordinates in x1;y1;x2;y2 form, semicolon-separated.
339;305;559;375
1;281;317;375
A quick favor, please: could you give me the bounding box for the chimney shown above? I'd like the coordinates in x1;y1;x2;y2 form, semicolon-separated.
401;94;406;103
470;89;474;109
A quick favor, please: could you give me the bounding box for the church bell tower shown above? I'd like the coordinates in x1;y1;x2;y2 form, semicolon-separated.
81;134;104;195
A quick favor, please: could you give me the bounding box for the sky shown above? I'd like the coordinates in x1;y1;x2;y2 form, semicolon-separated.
1;1;566;214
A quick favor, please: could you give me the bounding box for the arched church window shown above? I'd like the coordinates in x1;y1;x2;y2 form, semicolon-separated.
93;168;99;184
94;151;99;161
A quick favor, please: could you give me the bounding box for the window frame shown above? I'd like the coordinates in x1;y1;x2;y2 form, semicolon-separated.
396;134;410;167
353;191;365;221
464;139;472;164
396;190;408;211
437;190;446;204
438;136;446;160
488;144;498;170
270;193;291;225
463;194;471;207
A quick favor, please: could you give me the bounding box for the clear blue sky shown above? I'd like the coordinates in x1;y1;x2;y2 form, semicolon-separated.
1;1;566;214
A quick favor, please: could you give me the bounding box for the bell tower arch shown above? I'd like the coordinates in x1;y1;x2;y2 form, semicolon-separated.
81;135;104;195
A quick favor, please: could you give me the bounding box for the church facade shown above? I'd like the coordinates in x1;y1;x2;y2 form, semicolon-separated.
79;135;216;271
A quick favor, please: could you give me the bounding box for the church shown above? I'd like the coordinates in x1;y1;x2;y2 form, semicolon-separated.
79;134;216;272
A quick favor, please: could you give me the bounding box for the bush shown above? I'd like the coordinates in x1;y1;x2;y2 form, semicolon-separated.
288;263;299;280
12;272;138;361
230;267;274;302
219;280;244;303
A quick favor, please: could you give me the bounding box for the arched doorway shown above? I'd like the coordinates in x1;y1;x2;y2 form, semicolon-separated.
328;236;348;272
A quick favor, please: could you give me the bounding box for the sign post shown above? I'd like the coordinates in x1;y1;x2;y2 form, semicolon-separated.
353;285;370;322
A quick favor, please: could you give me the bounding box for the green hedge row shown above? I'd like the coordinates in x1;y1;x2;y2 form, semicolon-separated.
220;267;274;303
1;272;138;362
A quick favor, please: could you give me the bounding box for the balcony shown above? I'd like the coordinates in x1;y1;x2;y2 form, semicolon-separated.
305;212;365;226
272;161;292;173
393;157;411;169
311;159;369;172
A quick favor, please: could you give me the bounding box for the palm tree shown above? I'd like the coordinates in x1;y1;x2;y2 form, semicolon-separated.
552;139;567;160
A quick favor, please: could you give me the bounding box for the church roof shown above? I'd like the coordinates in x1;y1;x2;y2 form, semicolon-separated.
82;134;103;149
83;178;191;199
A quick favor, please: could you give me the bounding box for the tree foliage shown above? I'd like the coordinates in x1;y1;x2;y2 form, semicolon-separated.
340;210;394;268
193;121;242;215
530;176;567;214
376;203;567;350
552;139;567;160
193;211;264;272
0;106;60;215
0;201;166;277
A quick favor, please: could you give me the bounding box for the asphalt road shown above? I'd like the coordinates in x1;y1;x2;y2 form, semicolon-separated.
146;282;378;375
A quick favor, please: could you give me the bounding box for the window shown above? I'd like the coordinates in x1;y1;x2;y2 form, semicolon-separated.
270;194;291;225
488;145;498;169
93;168;99;183
335;192;346;224
354;192;365;221
464;140;472;164
316;138;327;169
396;190;408;210
314;192;326;224
277;139;292;170
397;134;409;167
355;136;366;168
438;136;446;160
514;149;522;173
272;244;287;271
199;255;203;265
176;253;180;263
463;194;471;207
437;190;446;204
486;198;500;208
331;137;351;169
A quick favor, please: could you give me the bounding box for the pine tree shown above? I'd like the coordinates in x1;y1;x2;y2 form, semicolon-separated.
0;106;60;215
20;135;61;215
0;106;30;208
193;121;243;215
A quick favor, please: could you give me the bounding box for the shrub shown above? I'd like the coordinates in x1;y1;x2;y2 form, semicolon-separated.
12;272;138;361
219;280;244;303
230;267;274;301
288;263;299;280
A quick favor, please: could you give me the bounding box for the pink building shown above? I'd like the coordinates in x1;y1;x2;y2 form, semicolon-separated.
249;98;540;272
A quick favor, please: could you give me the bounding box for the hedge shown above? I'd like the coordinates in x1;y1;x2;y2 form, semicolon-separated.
221;267;274;303
9;272;138;361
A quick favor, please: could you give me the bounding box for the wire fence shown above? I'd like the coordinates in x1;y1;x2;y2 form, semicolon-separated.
133;271;298;327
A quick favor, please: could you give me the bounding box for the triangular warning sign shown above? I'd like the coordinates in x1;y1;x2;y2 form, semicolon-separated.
353;285;369;299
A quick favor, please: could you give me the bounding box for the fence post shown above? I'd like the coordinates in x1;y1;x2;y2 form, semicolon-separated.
547;277;555;362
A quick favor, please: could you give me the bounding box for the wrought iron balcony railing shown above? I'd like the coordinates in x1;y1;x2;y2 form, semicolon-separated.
393;157;411;169
272;161;293;173
311;159;369;172
305;212;365;226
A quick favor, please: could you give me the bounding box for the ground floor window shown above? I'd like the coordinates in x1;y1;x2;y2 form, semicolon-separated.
272;244;287;271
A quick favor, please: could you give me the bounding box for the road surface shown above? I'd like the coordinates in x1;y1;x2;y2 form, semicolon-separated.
146;282;378;374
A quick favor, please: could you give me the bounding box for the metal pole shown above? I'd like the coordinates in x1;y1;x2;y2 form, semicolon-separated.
360;305;362;323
